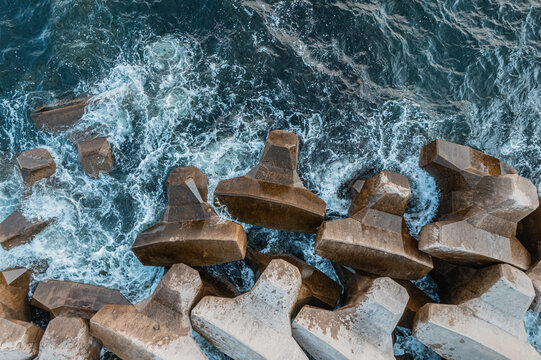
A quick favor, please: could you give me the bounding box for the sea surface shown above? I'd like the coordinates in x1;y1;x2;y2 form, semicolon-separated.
0;0;540;359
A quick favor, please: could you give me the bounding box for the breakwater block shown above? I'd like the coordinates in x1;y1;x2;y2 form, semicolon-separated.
292;277;408;360
191;259;309;360
31;97;91;133
245;248;342;315
0;211;53;250
17;148;56;188
90;263;209;360
315;170;433;280
413;264;540;359
31;280;130;320
0;267;31;321
0;318;44;359
77;137;114;178
214;130;326;233
419;140;538;270
333;264;431;330
38;316;101;360
132;165;247;267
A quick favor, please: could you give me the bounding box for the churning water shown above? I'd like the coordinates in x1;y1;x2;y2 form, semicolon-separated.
0;1;540;358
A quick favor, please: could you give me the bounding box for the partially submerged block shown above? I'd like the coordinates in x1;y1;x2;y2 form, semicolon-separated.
132;166;247;267
292;277;408;360
215;130;326;233
0;267;31;321
17;148;56;187
191;259;308;359
245;248;341;314
0;211;52;250
38;317;101;360
77;137;114;178
315;170;433;280
419;174;538;270
518;197;541;263
413;264;540;359
31;97;91;133
31;280;130;319
90;264;207;360
0;318;44;360
527;260;541;312
333;264;430;329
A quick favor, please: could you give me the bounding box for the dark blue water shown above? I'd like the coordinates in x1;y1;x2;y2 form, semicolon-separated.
1;0;540;358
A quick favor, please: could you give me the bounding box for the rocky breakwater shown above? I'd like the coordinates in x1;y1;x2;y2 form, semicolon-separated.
2;124;541;360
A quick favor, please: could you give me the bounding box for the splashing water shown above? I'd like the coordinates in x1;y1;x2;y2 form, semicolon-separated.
1;0;540;359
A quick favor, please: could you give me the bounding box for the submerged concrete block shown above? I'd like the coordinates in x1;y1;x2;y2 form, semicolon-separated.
0;318;44;360
77;137;114;178
0;211;52;250
31;280;130;319
333;264;430;330
90;264;207;360
245;248;341;314
132;166;247;266
292;277;408;360
191;259;308;359
0;267;31;321
17;148;56;188
31;97;91;133
413;264;540;359
215;130;326;233
316;171;433;280
38;316;101;360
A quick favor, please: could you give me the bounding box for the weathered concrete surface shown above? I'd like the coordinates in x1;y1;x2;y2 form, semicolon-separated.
292;277;408;360
245;248;341;314
37;316;101;360
191;259;308;360
90;263;207;360
215;130;326;233
77;137;114;178
0;211;52;250
17;148;56;188
527;260;541;312
132;166;247;266
419;139;518;219
0;317;44;360
419;174;538;270
333;264;430;330
31;97;91;133
31;280;129;319
427;258;477;304
316;171;433;280
0;267;31;321
413;264;540;360
518;197;541;263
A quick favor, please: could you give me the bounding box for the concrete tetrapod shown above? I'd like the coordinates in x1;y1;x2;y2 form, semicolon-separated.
0;267;31;321
17;148;56;188
527;260;541;312
37;317;101;360
413;263;540;360
292;277;408;360
191;259;308;360
315;170;433;280
77;137;114;178
214;130;326;233
90;264;208;360
518;197;541;263
0;211;53;250
0;317;44;360
132;166;247;266
31;280;130;319
245;248;342;315
332;264;431;330
419;139;538;270
31;97;91;133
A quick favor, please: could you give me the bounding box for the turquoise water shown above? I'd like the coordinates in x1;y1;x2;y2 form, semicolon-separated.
1;1;540;358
